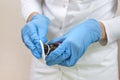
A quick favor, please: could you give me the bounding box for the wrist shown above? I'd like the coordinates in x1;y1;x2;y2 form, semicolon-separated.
27;12;50;25
99;21;107;41
27;12;39;22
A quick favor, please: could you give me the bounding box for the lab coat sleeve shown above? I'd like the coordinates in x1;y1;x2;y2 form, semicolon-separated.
100;16;120;45
20;0;42;21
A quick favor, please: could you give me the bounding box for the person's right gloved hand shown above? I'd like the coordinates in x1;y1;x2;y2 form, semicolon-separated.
21;14;50;59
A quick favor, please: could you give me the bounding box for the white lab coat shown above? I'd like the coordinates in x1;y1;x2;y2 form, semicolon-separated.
21;0;120;80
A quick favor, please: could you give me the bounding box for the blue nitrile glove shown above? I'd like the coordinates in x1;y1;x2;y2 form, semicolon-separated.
45;19;102;67
21;14;50;59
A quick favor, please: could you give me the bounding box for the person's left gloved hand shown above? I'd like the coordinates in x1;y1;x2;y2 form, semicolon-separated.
45;19;102;67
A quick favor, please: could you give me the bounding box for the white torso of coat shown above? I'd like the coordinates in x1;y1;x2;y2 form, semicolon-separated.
33;0;119;80
42;0;118;37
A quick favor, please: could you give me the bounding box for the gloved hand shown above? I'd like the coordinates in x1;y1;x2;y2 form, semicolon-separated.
21;14;50;59
45;19;102;67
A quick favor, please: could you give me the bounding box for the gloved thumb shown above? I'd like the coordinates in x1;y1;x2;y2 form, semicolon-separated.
40;36;48;43
48;35;66;44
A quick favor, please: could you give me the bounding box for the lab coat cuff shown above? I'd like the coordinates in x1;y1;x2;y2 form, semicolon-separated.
21;0;42;21
22;8;42;22
99;19;117;46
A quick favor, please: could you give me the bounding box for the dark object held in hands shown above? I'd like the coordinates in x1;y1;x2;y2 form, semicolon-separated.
44;43;60;55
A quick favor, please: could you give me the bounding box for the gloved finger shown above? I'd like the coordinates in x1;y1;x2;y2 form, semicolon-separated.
31;48;42;59
59;45;85;67
35;41;42;55
58;50;79;67
58;57;77;67
45;42;66;64
21;34;41;59
36;25;48;43
57;42;79;67
21;32;35;50
30;34;43;56
46;50;71;66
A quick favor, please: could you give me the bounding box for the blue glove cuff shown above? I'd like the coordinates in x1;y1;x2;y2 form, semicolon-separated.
85;19;102;42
